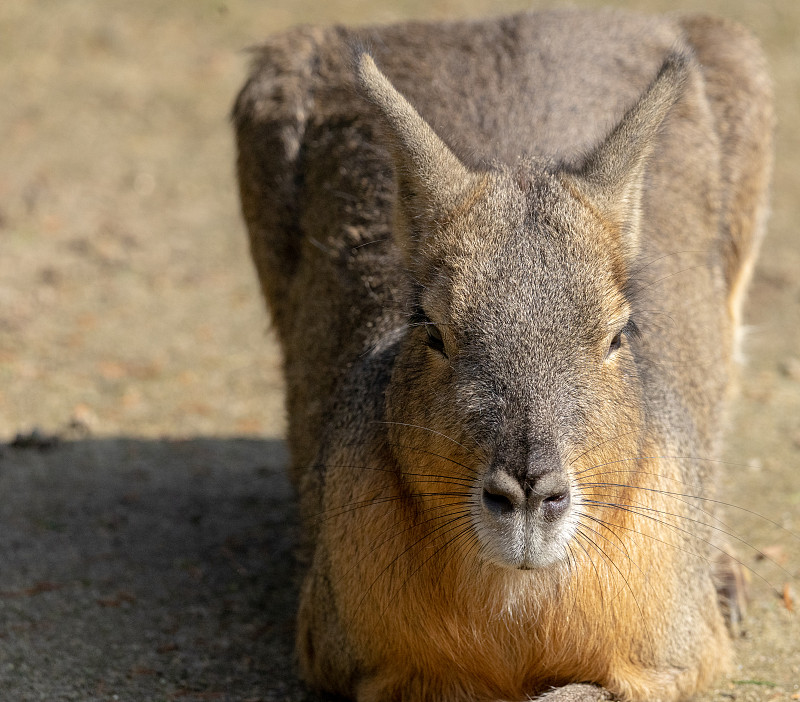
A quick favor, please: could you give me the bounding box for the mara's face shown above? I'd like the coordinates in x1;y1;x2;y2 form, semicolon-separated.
386;170;645;570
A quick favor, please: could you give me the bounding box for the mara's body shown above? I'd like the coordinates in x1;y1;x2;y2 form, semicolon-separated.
233;9;772;702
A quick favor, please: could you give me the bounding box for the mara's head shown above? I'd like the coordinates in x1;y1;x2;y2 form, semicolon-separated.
356;53;689;571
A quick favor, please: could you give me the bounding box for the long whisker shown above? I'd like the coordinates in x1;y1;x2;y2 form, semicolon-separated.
584;490;794;579
385;514;475;606
563;541;586;623
637;263;712;294
579;471;800;544
353;508;475;622
575;501;635;568
573;525;625;605
573;453;750;479
433;517;481;590
310;483;471;524
628;249;709;280
581;480;736;543
574;516;655;605
581;498;788;595
568;429;641;468
338;439;482;477
579;511;708;569
581;500;792;605
334;501;475;598
306;461;475;491
572;527;651;644
374;420;471;451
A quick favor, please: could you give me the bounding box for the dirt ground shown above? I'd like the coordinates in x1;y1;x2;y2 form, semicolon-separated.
0;1;798;700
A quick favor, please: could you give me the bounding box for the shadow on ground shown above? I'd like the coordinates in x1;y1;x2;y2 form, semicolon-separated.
2;432;797;702
0;437;317;702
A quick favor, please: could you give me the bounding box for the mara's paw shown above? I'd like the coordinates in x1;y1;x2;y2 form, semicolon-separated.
714;548;749;634
534;684;614;701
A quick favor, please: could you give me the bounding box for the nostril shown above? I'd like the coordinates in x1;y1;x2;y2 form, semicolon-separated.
482;471;524;517
543;492;567;503
482;488;515;516
541;490;571;521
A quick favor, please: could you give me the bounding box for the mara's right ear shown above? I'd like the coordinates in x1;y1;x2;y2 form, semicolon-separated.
355;53;481;254
564;51;692;261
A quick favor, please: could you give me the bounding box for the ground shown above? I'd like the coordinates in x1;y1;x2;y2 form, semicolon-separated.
0;1;798;700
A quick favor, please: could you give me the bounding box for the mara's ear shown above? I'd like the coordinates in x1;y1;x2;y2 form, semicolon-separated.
355;53;479;250
565;51;692;257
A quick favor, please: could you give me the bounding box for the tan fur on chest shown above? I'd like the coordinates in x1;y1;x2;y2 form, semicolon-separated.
310;438;729;701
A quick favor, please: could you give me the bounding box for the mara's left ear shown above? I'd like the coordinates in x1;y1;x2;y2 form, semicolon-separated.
564;51;692;258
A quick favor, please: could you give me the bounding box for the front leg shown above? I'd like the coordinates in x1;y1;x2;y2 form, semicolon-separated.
534;684;614;701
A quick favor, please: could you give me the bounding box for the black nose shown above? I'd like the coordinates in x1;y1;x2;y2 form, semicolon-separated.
482;469;571;522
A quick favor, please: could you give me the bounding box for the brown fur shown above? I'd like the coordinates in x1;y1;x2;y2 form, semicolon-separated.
233;8;773;702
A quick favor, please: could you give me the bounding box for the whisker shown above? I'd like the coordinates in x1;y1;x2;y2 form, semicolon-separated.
305;461;476;492
581;481;732;540
628;249;709;280
433;519;480;590
581;498;788;595
563;541;585;623
572;527;651;643
637;263;711;294
571;527;608;612
573;453;750;479
354;509;475;623
374;420;471;451
574;499;635;567
334;502;475;600
579;511;707;567
579;472;800;544
310;493;404;523
386;441;481;476
574;519;644;604
385;514;475;606
568;429;641;468
311;485;471;524
337;439;482;477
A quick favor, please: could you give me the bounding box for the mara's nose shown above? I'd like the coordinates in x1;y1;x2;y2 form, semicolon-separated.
482;469;571;522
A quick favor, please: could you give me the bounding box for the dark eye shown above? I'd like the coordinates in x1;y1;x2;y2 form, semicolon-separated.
607;318;639;358
608;330;623;355
412;305;449;358
426;323;447;357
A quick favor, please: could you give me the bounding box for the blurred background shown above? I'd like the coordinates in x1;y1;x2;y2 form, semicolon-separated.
0;1;798;700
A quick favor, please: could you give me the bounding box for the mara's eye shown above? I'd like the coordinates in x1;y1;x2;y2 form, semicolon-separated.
606;319;639;358
608;330;623;355
426;323;447;357
412;305;449;358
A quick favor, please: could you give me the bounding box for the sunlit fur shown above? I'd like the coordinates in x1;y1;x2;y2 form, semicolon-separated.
233;8;773;702
300;428;731;701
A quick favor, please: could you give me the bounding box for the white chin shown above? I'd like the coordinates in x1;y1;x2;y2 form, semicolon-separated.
474;513;574;570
